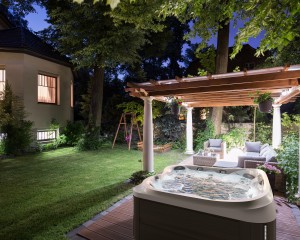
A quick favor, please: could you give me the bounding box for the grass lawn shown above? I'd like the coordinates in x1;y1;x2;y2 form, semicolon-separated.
0;144;185;240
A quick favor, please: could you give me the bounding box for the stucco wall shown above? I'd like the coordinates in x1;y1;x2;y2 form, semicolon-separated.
0;52;73;130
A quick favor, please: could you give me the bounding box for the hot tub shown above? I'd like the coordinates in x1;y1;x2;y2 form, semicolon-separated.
133;165;276;240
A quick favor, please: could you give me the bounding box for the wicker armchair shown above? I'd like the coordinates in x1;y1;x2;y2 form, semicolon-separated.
244;160;285;193
204;139;226;159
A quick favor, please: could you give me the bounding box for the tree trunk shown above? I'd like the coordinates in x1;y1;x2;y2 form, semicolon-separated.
90;66;104;128
211;22;230;135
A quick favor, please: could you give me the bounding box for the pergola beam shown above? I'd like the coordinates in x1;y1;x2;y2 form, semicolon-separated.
181;93;281;101
274;86;300;104
149;79;299;97
137;70;300;93
189;102;255;107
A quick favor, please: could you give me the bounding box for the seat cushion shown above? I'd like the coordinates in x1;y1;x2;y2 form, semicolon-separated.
209;139;222;147
245;152;260;157
245;141;261;153
207;146;221;152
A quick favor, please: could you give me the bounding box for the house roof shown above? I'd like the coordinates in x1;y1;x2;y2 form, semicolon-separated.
126;65;300;107
0;27;71;67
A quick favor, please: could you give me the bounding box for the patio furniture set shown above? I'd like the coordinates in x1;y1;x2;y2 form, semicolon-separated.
193;139;285;192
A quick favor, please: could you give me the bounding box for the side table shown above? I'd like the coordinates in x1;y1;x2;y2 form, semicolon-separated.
193;154;220;167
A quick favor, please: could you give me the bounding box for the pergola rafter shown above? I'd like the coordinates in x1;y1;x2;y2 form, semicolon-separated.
126;65;300;107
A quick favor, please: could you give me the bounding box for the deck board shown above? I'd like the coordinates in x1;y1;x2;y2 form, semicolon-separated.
78;195;300;240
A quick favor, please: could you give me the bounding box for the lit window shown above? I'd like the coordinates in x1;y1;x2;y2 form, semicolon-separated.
38;74;57;104
0;68;5;95
37;130;57;141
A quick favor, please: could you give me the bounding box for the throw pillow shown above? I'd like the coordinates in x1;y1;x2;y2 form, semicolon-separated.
266;149;277;162
260;146;271;156
209;139;222;147
261;143;269;150
245;141;261;153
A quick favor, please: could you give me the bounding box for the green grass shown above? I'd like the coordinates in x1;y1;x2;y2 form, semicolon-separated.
0;144;185;240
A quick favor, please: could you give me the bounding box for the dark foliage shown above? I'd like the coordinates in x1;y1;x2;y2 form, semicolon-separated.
154;114;183;144
0;84;33;155
62;121;85;146
129;170;155;185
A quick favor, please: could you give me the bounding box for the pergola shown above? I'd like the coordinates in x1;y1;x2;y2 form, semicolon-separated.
126;64;300;168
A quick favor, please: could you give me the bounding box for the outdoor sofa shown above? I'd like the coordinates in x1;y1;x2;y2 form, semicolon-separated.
237;142;277;168
237;141;285;192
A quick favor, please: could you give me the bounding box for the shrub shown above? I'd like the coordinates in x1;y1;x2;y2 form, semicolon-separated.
76;126;103;151
281;113;300;134
249;123;272;145
39;134;67;151
194;119;215;150
154;114;183;144
221;128;247;150
172;136;186;150
129;170;155;185
277;133;299;202
62;121;85;146
0;84;33;155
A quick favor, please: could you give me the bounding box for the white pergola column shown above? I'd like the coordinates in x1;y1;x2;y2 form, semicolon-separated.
142;97;154;172
185;107;194;154
272;104;282;148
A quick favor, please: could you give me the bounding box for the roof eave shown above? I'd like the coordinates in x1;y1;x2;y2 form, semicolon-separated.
0;47;72;68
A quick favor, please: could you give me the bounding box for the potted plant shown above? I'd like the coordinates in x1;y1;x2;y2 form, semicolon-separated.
256;163;281;191
170;97;183;116
253;91;274;113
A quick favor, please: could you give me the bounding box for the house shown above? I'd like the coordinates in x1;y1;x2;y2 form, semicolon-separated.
0;6;73;141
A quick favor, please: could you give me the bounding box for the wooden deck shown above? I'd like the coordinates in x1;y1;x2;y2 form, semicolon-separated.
77;195;300;240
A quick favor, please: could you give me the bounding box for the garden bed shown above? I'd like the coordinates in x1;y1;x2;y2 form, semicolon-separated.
137;142;172;153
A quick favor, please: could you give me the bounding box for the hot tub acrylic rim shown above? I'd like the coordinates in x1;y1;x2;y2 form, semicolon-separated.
133;181;275;223
144;165;271;203
133;165;276;223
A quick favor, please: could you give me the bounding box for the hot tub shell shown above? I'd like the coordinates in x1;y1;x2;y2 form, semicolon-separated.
133;165;276;240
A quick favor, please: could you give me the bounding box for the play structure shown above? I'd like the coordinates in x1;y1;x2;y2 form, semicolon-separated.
112;113;142;150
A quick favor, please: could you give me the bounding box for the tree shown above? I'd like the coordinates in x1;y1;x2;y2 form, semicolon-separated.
43;0;147;129
123;16;189;82
160;1;231;134
158;0;300;133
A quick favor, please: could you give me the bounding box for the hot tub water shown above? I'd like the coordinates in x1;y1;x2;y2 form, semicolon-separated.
151;167;263;200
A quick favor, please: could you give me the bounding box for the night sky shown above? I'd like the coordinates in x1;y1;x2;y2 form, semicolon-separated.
25;5;263;49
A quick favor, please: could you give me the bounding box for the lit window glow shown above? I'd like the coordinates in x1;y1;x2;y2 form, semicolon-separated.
37;130;57;141
0;69;5;96
38;74;57;104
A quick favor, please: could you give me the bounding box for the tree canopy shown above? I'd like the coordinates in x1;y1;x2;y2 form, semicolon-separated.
43;0;148;128
159;0;300;57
